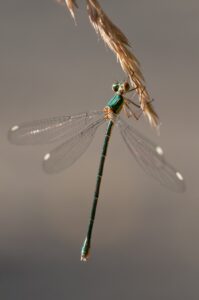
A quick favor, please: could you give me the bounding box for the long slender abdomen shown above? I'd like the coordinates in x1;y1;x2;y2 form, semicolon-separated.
81;120;114;261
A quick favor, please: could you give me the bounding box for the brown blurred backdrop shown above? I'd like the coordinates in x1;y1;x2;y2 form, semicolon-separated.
0;0;199;299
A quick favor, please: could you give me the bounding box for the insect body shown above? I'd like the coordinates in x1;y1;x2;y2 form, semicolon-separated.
8;81;185;261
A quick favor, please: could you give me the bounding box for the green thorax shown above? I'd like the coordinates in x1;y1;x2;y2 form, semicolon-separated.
107;93;124;114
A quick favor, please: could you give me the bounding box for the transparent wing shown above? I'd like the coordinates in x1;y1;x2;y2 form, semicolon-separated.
43;117;105;173
123;92;143;120
8;111;103;145
118;118;185;192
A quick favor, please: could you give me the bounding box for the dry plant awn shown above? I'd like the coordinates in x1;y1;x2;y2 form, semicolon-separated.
62;0;159;127
8;82;185;261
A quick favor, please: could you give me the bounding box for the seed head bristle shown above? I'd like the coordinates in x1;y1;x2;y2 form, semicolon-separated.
58;0;78;20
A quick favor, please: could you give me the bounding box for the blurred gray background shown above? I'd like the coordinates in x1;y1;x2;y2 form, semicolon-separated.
0;0;199;299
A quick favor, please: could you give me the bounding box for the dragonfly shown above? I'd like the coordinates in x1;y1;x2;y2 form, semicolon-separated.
8;81;185;261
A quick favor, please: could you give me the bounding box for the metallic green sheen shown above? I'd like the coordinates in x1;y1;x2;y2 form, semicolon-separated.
107;94;124;114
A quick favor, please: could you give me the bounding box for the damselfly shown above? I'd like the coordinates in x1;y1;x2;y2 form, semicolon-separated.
8;81;185;261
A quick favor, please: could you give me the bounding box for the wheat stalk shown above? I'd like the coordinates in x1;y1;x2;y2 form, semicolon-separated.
60;0;159;127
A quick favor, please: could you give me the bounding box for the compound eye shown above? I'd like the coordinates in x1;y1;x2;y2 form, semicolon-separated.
123;82;130;92
112;83;119;92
